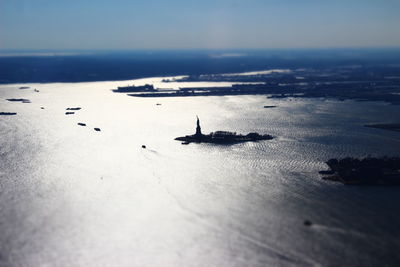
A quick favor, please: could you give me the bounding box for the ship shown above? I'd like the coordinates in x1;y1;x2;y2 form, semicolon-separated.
113;84;155;93
175;117;273;144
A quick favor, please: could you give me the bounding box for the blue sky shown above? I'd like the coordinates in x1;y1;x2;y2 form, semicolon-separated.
1;0;400;49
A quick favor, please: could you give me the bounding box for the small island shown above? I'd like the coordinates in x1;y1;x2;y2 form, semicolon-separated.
175;117;273;144
320;157;400;185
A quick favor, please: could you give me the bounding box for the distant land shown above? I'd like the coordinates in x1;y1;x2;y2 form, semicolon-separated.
1;49;400;84
320;157;400;185
103;52;400;105
126;64;400;105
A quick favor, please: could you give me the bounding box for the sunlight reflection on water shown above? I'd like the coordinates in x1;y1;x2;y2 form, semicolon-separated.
0;80;400;266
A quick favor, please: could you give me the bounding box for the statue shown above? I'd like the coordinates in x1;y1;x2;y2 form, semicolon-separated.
175;116;273;144
195;116;202;136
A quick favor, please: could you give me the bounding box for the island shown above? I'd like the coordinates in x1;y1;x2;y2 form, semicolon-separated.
320;157;400;185
175;117;273;144
121;66;400;105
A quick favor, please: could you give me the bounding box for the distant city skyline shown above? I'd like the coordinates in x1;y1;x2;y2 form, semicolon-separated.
1;0;400;50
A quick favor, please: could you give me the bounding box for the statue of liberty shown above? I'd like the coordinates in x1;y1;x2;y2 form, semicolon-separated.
195;116;202;136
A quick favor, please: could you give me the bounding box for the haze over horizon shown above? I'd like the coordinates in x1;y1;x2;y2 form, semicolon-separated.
1;0;400;50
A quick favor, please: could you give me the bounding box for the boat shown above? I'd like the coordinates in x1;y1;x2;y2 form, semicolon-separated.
114;84;155;92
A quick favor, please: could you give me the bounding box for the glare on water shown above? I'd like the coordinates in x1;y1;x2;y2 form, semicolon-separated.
0;79;400;267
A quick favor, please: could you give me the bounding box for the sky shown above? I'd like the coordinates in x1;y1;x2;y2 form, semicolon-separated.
1;0;400;50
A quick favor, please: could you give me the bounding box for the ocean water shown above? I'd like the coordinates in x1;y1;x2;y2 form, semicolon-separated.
0;80;400;267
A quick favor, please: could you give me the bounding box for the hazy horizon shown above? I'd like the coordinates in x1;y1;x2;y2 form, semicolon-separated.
1;0;400;50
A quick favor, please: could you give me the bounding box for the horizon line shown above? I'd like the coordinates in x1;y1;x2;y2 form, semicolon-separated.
1;46;400;52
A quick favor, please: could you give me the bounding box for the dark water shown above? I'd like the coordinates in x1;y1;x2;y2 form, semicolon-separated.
1;79;400;266
2;49;400;84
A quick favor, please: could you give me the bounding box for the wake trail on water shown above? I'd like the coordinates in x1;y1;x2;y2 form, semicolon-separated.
311;224;366;238
139;148;321;267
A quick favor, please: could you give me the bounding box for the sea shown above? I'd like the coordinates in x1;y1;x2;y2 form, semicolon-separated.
1;51;400;267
